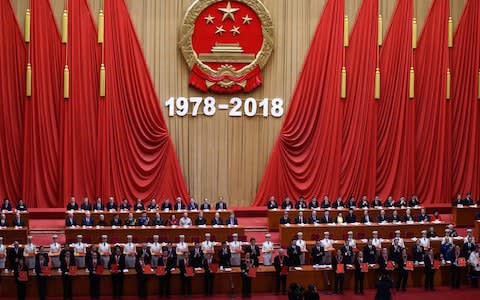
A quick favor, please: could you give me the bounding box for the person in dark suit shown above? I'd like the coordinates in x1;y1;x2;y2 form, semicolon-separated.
135;255;149;299
320;196;331;208
179;252;193;296
86;249;102;300
281;197;294;209
309;197;320;209
203;253;216;295
119;198;131;211
137;212;150;226
462;236;476;258
152;212;164;226
332;250;346;294
241;253;254;297
295;197;308;209
311;240;325;265
451;245;463;289
341;241;354;264
279;211;291;224
137;243;152;264
452;193;463;206
384;196;395;208
60;249;76;300
8;241;24;269
174;197;186;211
417;208;430;222
396;249;409;291
354;252;366;294
109;246;126;300
200;198;211;210
424;249;435;291
267;196;278;209
332;197;344;208
14;257;28;300
158;249;176;298
81;211;94;226
35;248;50;300
133;198;144;211
363;240;377;264
147;199;159;211
215;196;228;210
0;213;8;227
390;210;401;223
374;272;393;300
195;211;207;225
218;241;231;268
409;195;421;207
294;211;307;224
358;196;370;208
309;210;320;224
274;249;290;295
346;197;356;209
111;214;122;226
190;243;204;268
463;192;474;206
187;198;199;210
320;210;333;223
412;241;425;262
372;196;383;207
226;212;238;225
66;197;78;211
106;197;118;211
13;212;25;227
346;209;357;223
378;248;389;274
1;198;13;211
211;212;224;225
80;197;92;211
361;210;372;223
93;198;104;211
377;210;389;223
245;238;260;267
16;199;28;211
287;239;301;267
161;198;173;211
396;197;408;208
65;212;76;227
303;284;319;300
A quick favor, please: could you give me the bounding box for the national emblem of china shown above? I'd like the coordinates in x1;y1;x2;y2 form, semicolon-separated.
179;0;274;93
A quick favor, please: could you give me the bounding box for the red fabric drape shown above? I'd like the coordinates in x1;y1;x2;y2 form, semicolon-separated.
96;0;189;202
254;0;344;204
340;0;378;200
414;0;451;204
22;0;62;208
0;1;26;205
451;0;480;198
59;0;99;202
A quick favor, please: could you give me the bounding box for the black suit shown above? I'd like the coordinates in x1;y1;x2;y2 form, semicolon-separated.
86;255;102;299
346;213;356;223
412;245;425;262
108;254;126;300
311;245;325;265
8;247;24;269
218;247;231;268
396;255;409;291
240;259;253;297
179;258;193;296
158;256;175;297
203;258;216;295
341;245;354;264
226;217;238;225
14;263;28;300
35;253;50;300
274;255;290;294
320;215;332;224
60;252;76;300
245;245;260;267
200;203;211;210
188;203;199;210
13;218;25;227
174;202;186;210
80;203;92;211
215;202;227;210
190;249;204;268
106;202;118;211
65;217;76;227
279;216;290;224
161;203;172;211
1;203;12;211
361;215;372;223
93;203;104;211
332;255;345;294
377;215;388;223
424;255;435;290
195;216;207;225
66;203;78;211
135;260;149;299
354;257;365;294
309;215;320;224
211;217;224;225
287;245;301;267
363;245;377;264
294;216;307;224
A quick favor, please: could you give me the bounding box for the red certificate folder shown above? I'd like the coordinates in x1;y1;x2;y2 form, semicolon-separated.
247;268;257;278
18;271;28;281
405;261;414;271
156;266;166;276
68;265;77;276
360;263;369;273
280;266;289;275
143;264;153;274
185;266;194;277
433;260;441;270
110;263;118;273
41;266;51;276
336;264;344;274
386;261;395;271
209;263;219;273
457;257;466;267
95;264;104;274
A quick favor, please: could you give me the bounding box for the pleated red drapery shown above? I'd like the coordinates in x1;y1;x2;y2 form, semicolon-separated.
0;1;26;203
96;0;189;202
22;0;62;208
59;0;100;203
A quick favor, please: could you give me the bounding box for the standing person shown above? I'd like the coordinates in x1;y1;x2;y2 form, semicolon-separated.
354;251;365;294
262;233;274;266
241;252;254;298
109;245;126;300
424;248;436;291
0;237;7;270
229;233;242;266
303;284;319;300
135;255;149;299
374;272;394;300
451;245;463;289
60;249;76;300
203;252;217;296
35;247;50;300
332;249;345;294
311;240;325;265
86;250;102;300
158;249;175;298
218;241;232;268
468;244;480;288
49;235;62;268
245;238;260;267
287;239;301;267
179;252;193;297
274;249;289;295
14;257;28;300
98;235;112;268
396;248;409;292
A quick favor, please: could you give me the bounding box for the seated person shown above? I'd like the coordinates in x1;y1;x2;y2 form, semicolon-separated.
15;199;27;212
66;197;78;211
417;208;430;222
321;210;333;223
174;197;185;211
166;214;178;226
215;196;228;210
336;212;345;224
119;198;131;211
309;210;320;224
279;211;291;224
97;214;108;226
345;209;356;223
403;208;414;222
309;197;320;209
358;196;370;208
211;212;224;225
463;192;474;206
409;195;421;207
295;211;307;224
426;226;437;238
281;197;294;209
320;196;331;208
476;211;480;221
147;199;159;211
390;210;401;223
179;212;192;226
295;197;308;209
93;197;104;211
447;224;458;237
226;212;238;225
267;196;278;209
161;198;173;211
372;196;383;207
200;198;211;210
332;197;344;209
134;198;145;211
137;212;150;226
345;197;356;209
65;212;77;226
195;211;207;225
187;198;198;210
13;212;24;226
383;196;395;208
106;197;117;211
432;209;442;221
0;213;8;227
151;212;164;226
124;212;136;226
80;197;91;211
81;211;94;226
1;198;12;212
377;210;388;223
361;210;372;223
111;214;122;226
396;196;408;208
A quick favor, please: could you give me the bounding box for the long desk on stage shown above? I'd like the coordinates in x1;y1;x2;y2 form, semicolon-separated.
65;225;245;243
0;227;29;244
279;222;447;245
268;207;423;231
0;264;462;297
0;211;29;227
452;206;480;227
67;209;233;225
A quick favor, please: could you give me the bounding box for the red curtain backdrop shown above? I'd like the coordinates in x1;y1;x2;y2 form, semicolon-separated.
0;1;26;204
451;0;480;198
340;0;378;200
96;0;189;202
22;0;62;208
59;0;100;203
414;0;451;204
254;0;345;203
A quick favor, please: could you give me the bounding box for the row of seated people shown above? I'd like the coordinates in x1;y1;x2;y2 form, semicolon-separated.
0;212;26;227
0;198;28;212
65;211;239;227
66;196;228;212
279;208;437;224
452;192;479;206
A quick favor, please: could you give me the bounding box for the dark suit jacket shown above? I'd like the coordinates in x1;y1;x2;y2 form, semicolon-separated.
311;246;325;265
34;253;50;275
195;216;206;225
332;201;344;208
403;214;414;222
161;203;172;211
174;203;186;210
279;217;291;224
361;215;372;223
108;254;126;273
66;203;79;211
93;203;104;211
158;255;177;272
211;217;224;225
152;217;164;226
215;202;227;210
377;215;389;223
424;255;434;272
345;213;356;223
287;245;301;267
13;218;25;227
332;255;345;274
120;203;131;211
1;203;12;211
245;245;260;267
320;216;333;224
111;218;122;226
418;214;430;222
294;216;307;224
187;203;199;210
341;246;354;264
137;248;152;264
309;216;320;224
81;217;94;226
200;203;211;210
80;203;92;211
60;253;76;276
274;255;290;273
218;248;232;267
358;201;370;208
106;202;118;211
134;203;144;211
295;202;307;209
226;217;238;225
190;249;204;268
65;217;77;226
363;245;377;264
412;245;425;262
